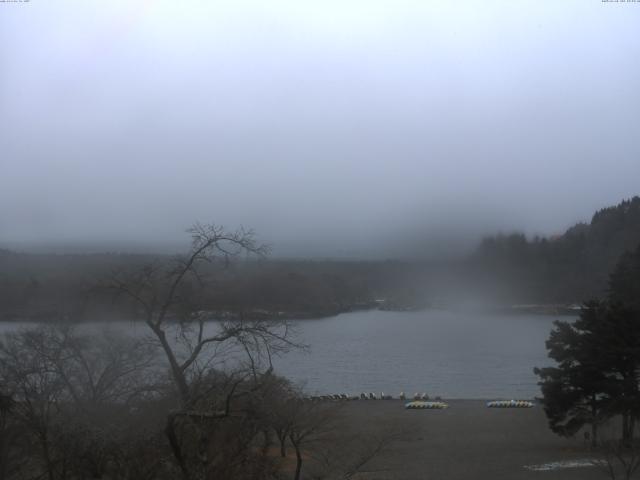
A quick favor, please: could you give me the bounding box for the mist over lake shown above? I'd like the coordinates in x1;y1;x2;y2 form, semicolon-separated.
2;2;640;477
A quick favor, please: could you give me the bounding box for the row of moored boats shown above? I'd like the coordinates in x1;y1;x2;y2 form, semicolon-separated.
302;393;534;409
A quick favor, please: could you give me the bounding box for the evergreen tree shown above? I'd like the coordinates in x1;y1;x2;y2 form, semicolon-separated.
475;197;640;303
534;301;612;446
535;243;640;445
609;244;640;311
593;301;640;443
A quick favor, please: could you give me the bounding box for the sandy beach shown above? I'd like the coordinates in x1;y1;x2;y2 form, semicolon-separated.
337;399;603;480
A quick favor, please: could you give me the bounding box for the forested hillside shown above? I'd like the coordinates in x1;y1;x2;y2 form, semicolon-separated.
0;251;427;321
472;196;640;303
1;197;639;321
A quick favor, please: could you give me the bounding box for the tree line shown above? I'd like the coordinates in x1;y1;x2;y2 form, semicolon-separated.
0;249;429;323
2;196;639;322
473;196;640;303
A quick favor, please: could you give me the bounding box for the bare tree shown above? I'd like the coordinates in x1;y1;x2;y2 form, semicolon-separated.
105;224;296;407
0;325;165;480
0;392;24;480
260;377;299;458
285;401;342;480
266;396;404;480
306;421;406;480
593;439;640;480
104;224;302;480
0;327;73;480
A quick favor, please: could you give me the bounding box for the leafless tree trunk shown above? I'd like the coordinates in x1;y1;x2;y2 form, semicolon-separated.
0;394;14;480
105;224;296;407
291;435;303;480
104;223;301;480
277;429;288;458
592;437;640;479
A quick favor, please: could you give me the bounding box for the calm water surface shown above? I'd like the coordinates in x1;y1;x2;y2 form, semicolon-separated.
273;310;565;399
0;310;567;399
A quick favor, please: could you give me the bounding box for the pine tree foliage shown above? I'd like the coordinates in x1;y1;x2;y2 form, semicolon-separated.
535;243;640;445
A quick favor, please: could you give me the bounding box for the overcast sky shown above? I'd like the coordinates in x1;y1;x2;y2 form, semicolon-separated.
1;0;639;257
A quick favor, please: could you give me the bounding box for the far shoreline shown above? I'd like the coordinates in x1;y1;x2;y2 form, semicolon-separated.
0;303;582;323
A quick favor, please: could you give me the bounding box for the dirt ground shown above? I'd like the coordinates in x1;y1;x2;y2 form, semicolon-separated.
336;399;606;480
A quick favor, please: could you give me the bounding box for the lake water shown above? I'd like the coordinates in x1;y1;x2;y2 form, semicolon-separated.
0;309;567;399
273;310;564;399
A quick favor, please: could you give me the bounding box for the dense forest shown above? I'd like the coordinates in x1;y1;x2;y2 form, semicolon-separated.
0;251;431;322
1;196;639;322
471;196;640;303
